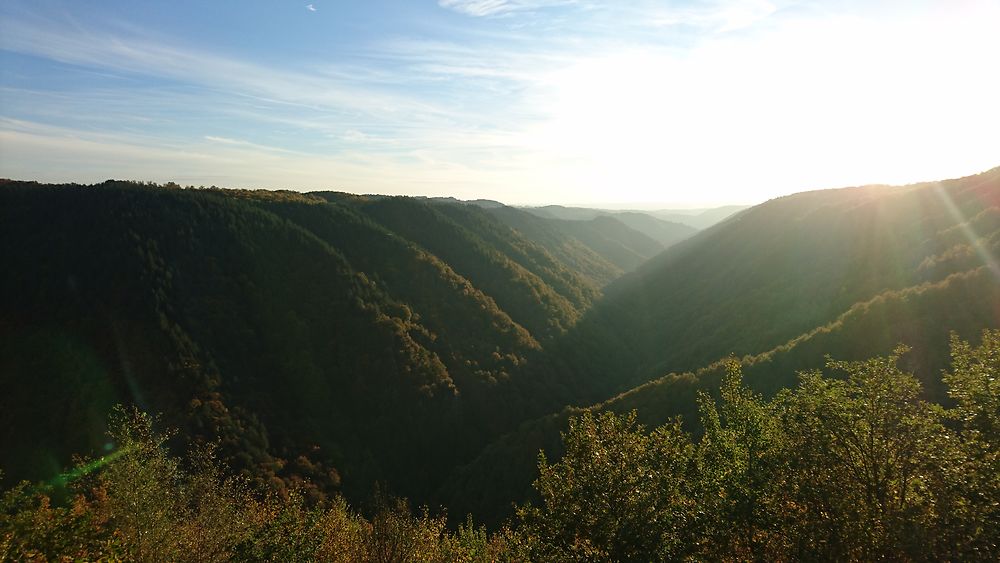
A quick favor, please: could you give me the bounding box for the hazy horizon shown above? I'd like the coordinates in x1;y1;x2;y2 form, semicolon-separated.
2;1;998;206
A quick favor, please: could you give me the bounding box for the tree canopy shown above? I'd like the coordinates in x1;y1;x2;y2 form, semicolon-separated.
4;331;997;560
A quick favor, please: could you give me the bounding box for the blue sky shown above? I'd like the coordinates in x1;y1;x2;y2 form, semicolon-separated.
1;1;998;206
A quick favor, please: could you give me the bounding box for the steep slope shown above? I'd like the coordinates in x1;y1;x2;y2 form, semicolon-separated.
446;262;1000;527
485;205;698;274
649;205;750;229
558;167;1000;395
3;167;997;531
550;215;666;272
442;168;1000;523
430;201;603;313
245;195;539;384
314;194;602;340
0;182;593;507
0;183;457;498
482;206;626;286
485;206;694;277
610;212;697;247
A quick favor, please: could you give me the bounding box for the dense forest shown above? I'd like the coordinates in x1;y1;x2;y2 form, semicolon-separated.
445;168;1000;522
3;332;998;560
0;179;699;510
2;167;999;559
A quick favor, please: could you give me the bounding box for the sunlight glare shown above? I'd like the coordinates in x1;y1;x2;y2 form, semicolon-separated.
521;4;1000;205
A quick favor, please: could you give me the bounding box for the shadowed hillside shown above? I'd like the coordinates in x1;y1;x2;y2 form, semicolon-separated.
485;206;684;276
0;181;607;508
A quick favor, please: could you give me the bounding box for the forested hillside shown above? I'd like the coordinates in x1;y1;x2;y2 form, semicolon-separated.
4;332;998;561
0;181;618;510
443;168;1000;522
2;168;999;543
549;167;1000;397
483;206;687;281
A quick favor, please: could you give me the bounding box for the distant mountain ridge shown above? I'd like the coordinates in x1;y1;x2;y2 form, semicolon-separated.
484;207;690;276
521;203;749;230
434;198;703;276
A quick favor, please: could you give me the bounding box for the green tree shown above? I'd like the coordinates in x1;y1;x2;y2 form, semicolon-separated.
940;329;1000;558
946;330;1000;441
694;360;784;560
518;410;695;562
775;347;957;560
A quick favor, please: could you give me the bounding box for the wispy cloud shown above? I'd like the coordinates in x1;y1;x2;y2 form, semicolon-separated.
0;18;451;122
647;0;779;33
0;12;559;197
204;135;302;155
0;117;559;203
437;0;576;17
437;0;781;34
306;4;317;12
3;1;999;205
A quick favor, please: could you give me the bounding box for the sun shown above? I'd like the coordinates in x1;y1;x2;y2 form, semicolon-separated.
516;5;1000;206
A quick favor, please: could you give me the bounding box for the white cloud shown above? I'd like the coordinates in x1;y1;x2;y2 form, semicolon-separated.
306;4;317;12
0;19;450;122
437;0;574;17
648;0;779;33
204;135;301;155
3;1;999;206
0;118;561;203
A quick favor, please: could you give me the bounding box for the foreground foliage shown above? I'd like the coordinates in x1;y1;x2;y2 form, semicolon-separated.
3;331;998;561
518;331;1000;561
0;408;524;562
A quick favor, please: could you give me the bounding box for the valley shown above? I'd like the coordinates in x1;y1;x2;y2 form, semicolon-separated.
1;168;999;559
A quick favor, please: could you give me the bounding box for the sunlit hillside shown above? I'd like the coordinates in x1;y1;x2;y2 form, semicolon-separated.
443;167;1000;523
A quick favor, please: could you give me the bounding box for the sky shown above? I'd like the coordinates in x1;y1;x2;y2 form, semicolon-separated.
1;1;998;207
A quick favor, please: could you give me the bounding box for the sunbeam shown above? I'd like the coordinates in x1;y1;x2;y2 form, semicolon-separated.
932;179;1000;281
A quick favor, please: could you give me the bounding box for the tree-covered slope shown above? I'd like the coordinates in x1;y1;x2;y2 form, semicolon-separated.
3;167;998;533
0;183;449;499
8;330;999;561
500;205;698;273
443;265;1000;526
0;181;604;508
546;215;666;272
484;206;663;282
609;211;697;247
244;194;540;381
314;193;599;341
557;167;1000;394
442;168;1000;523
